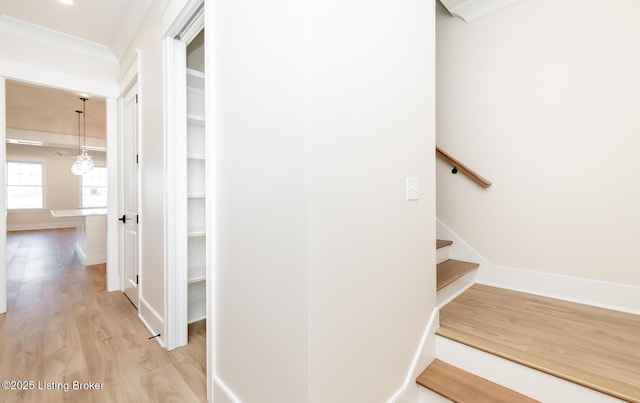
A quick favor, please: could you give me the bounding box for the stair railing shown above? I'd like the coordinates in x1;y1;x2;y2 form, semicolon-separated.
436;147;492;188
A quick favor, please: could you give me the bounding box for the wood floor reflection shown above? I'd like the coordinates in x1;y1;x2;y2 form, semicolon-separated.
0;228;206;403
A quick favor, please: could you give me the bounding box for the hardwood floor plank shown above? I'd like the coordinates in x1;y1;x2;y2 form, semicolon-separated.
438;284;640;402
417;359;539;403
436;259;478;290
0;229;206;403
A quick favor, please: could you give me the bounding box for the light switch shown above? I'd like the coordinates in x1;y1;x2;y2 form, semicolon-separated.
406;177;419;200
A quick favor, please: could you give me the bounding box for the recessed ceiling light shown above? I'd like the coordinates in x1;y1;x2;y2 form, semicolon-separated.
57;0;74;5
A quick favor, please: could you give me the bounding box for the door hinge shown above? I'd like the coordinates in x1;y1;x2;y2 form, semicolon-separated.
136;154;139;164
136;215;139;224
136;275;139;285
135;94;138;104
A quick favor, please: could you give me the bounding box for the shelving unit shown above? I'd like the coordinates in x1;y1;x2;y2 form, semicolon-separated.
186;65;206;324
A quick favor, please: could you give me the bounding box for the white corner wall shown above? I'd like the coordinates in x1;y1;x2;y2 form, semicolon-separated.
211;1;436;402
436;0;640;288
306;0;435;401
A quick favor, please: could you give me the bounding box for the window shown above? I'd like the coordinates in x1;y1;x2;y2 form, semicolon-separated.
82;167;108;208
6;161;44;209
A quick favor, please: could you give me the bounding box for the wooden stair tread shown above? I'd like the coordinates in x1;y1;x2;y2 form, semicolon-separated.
437;259;478;291
438;284;640;403
417;359;539;403
436;239;453;249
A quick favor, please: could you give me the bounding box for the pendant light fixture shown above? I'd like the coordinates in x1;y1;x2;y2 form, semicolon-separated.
70;97;94;175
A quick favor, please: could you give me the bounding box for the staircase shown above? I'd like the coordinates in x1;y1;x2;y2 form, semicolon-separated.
417;239;640;403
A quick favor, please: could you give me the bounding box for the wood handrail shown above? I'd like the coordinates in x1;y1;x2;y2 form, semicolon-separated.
436;147;492;188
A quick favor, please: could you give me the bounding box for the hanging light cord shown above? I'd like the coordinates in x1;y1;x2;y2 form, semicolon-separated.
75;110;82;152
80;97;88;150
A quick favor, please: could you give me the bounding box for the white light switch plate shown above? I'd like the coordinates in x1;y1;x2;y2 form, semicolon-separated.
406;177;419;200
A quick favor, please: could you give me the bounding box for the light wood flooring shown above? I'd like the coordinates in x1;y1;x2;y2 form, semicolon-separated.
417;359;539;403
0;228;206;403
438;284;640;403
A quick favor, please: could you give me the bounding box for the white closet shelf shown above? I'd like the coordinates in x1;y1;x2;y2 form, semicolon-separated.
188;275;206;284
187;114;205;125
186;68;205;78
188;230;206;238
187;153;205;160
187;194;206;199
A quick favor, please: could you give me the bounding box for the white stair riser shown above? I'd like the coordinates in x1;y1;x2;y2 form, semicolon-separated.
436;246;450;264
436;269;476;308
435;336;626;403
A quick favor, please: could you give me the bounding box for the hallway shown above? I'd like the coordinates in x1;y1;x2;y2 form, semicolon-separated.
0;229;206;403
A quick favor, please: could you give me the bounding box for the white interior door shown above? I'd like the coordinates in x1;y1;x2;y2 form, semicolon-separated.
122;84;139;308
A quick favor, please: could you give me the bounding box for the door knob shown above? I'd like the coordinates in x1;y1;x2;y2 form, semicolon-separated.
118;214;127;223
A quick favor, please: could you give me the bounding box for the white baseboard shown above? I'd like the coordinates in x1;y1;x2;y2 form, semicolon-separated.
436;336;626;403
478;264;640;315
388;309;439;403
436;219;640;315
214;376;242;403
7;221;76;231
139;297;165;348
85;255;106;265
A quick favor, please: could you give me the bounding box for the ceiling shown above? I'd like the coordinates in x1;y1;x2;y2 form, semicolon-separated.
6;80;106;139
0;0;136;140
0;0;134;47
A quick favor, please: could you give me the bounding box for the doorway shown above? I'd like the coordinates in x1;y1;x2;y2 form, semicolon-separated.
163;1;210;400
0;76;119;315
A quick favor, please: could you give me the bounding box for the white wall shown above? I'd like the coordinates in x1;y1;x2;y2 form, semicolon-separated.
306;1;435;401
6;144;106;231
211;1;436;402
436;0;640;288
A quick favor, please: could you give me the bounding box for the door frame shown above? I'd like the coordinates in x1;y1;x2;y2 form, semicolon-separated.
0;64;121;315
162;1;210;400
163;0;204;350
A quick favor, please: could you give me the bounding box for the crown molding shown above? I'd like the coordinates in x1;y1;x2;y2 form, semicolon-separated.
439;0;524;22
0;16;117;63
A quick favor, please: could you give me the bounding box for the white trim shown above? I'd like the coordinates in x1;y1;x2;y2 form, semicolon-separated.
0;57;118;99
119;49;141;97
0;16;117;62
139;296;166;347
204;5;215;403
0;77;6;314
478;264;640;315
105;98;119;292
439;0;524;22
7;222;76;232
214;376;243;403
85;255;107;266
437;219;640;315
436;336;626;403
387;309;440;403
163;35;189;351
